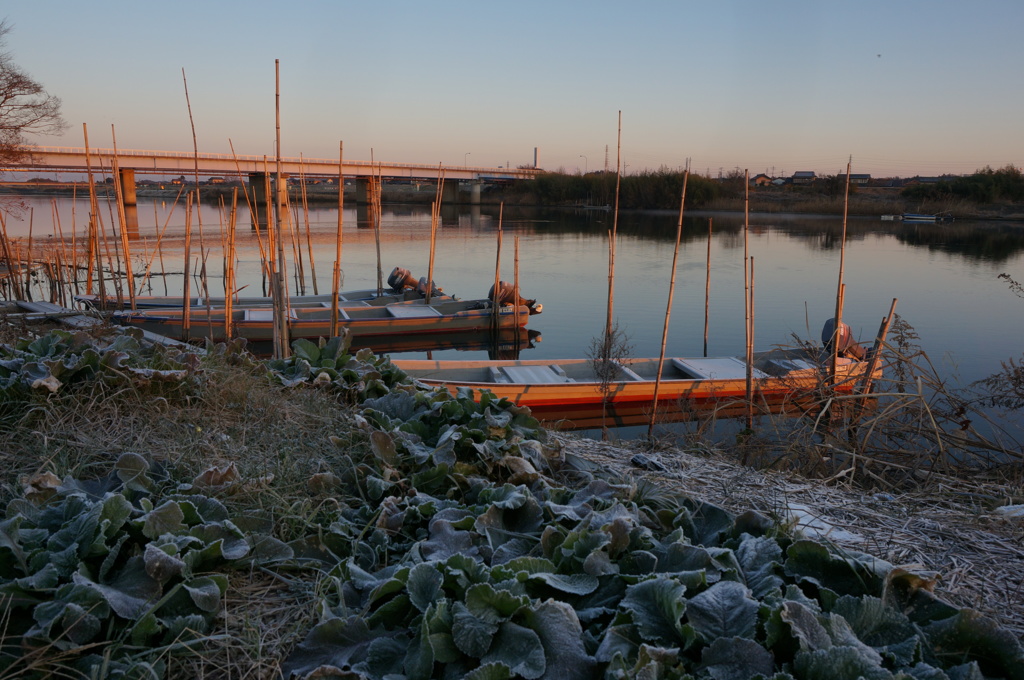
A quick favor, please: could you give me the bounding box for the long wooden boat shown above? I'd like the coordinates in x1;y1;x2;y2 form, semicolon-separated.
75;287;437;310
394;348;880;430
901;212;954;223
111;298;536;343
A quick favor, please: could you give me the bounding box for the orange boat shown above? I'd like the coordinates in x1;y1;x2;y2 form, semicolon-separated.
394;348;879;430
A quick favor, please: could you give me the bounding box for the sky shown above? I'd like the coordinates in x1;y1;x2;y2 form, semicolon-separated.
4;1;1023;178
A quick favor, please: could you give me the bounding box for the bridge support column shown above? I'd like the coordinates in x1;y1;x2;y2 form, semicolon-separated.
249;172;269;230
118;168;137;206
441;180;460;205
355;177;371;205
469;180;482;205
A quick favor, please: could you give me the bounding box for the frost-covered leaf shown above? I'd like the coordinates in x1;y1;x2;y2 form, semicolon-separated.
831;595;916;648
527;572;599;596
699;636;775;680
453;601;499;658
418;519;478;562
686;581;759;642
141;500;185;540
465;583;530;624
408;562;444;613
143;543;185;582
370;430;398;466
72;555;162;619
778;600;832;652
522;599;596;680
621;577;688;646
183;575;225;613
785;540;886;598
280;615;387;678
793;645;893;680
115;452;154;492
463;662;513;680
921;610;1024;680
481;621;546;679
736;533;785;599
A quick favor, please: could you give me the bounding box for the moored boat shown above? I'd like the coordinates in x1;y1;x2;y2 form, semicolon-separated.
76;287;444;310
111;297;537;343
394;347;880;430
75;265;445;310
900;212;954;223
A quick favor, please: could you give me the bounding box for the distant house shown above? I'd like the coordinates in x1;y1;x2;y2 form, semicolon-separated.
792;171;816;185
750;173;773;186
838;173;871;185
208;176;226;184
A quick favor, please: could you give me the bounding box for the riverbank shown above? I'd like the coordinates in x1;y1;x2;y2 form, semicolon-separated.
0;317;1021;677
6;182;1024;222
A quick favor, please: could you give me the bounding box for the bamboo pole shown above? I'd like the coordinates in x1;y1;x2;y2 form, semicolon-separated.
225;188;238;341
0;212;18;300
604;110;623;351
299;155;318;295
289;198;305;295
513;235;521;334
24;207;34;300
426;201;438;304
110;126;136;309
704;217;712;357
745;257;756;431
648;171;689;437
858;298;898;398
228;140;271;286
331;141;344;337
742;169;751;429
82;124;104;302
135;185;185;295
273;59;290;359
182;193;194;341
492;205;503;332
831;157;853;381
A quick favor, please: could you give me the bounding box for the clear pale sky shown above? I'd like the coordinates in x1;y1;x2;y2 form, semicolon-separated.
5;1;1022;178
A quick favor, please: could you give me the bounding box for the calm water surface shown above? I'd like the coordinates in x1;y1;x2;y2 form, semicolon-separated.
6;197;1024;424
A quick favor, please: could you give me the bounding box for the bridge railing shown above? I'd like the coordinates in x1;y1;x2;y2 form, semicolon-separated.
23;146;538;176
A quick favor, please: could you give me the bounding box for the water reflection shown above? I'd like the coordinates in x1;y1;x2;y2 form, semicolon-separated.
245;328;540;360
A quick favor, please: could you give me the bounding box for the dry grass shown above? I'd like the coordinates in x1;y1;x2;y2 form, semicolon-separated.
556;433;1024;643
2;316;1023;676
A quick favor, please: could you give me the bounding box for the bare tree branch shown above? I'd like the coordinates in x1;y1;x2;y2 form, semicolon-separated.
0;19;67;168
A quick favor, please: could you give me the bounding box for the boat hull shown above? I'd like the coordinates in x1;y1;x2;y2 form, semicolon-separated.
111;300;534;343
395;351;878;430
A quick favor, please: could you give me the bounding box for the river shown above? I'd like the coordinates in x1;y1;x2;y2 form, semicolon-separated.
4;196;1024;433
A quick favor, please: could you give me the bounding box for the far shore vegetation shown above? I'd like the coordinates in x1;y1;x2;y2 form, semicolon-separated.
7;163;1024;222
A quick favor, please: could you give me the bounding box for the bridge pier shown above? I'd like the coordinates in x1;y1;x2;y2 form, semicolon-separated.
249;173;269;229
469;180;482;205
441;180;459;206
248;172;288;230
354;177;371;205
118;168;137;206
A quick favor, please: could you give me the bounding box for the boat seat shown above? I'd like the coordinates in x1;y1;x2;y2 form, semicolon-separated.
671;357;769;380
499;365;575;384
387;305;443;318
610;361;643;381
243;309;298;321
767;358;817;374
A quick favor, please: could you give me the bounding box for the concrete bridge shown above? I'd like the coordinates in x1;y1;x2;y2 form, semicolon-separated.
13;146;540;183
7;146;541;228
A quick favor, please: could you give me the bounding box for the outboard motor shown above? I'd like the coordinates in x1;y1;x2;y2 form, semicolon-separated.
416;277;444;297
488;281;542;315
387;266;418;293
820;318;865;360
